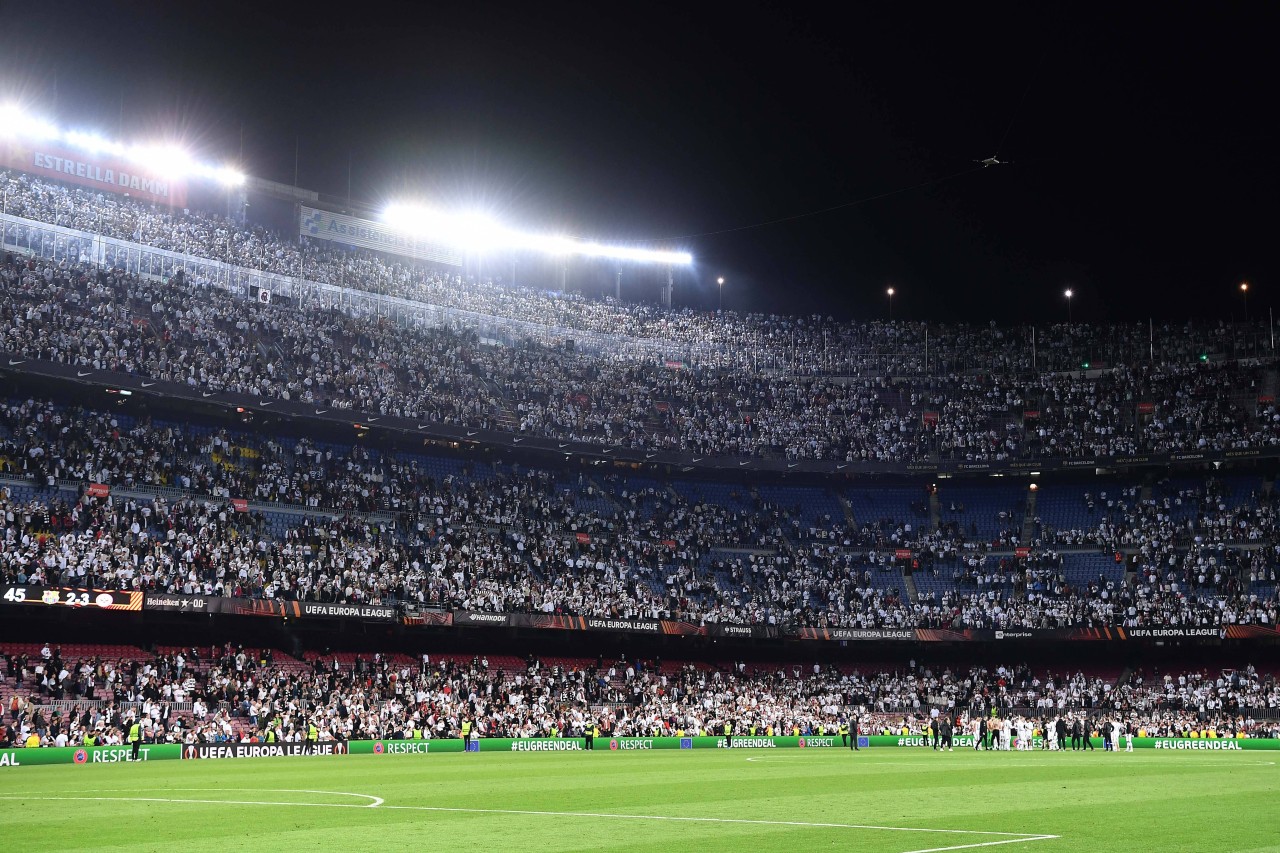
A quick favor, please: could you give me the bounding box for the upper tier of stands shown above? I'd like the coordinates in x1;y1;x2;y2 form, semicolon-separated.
3;169;1280;467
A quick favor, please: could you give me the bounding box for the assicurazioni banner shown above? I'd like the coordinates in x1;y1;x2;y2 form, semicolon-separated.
299;206;461;266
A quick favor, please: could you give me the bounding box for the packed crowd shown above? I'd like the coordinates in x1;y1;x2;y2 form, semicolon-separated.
5;169;1275;375
3;645;1275;748
2;249;1277;463
2;391;1279;629
5;166;1280;463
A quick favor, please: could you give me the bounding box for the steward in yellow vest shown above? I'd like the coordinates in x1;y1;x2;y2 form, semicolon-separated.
128;722;142;760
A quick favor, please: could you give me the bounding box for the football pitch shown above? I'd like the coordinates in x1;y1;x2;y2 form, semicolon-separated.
1;748;1277;852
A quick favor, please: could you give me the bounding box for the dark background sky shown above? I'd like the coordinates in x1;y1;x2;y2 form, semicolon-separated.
0;2;1274;322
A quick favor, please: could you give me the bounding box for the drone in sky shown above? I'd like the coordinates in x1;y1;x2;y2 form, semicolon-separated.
976;156;1009;168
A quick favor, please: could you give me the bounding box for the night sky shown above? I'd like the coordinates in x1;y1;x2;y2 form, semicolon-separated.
0;2;1274;322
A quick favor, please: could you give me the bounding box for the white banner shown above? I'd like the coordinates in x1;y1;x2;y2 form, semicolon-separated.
299;206;462;266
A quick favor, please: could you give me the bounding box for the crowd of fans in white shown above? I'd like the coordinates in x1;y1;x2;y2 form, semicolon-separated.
0;392;1276;632
6;169;1272;374
2;156;1278;754
4;170;1280;463
3;645;1275;747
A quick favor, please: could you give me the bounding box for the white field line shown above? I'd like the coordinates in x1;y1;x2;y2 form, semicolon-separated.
900;838;1060;853
0;788;381;804
0;787;383;803
151;787;384;806
0;791;1060;851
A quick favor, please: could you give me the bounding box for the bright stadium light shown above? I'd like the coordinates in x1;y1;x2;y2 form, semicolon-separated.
63;130;126;156
572;241;692;265
521;234;578;256
453;211;504;251
200;165;247;187
0;104;59;140
384;202;693;266
0;106;245;187
131;144;196;177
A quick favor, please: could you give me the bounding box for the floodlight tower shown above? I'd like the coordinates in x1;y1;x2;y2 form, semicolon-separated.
662;267;673;308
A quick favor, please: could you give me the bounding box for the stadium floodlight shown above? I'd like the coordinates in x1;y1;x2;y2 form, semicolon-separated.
520;234;578;256
384;202;693;266
201;165;247;187
131;144;197;178
64;130;126;157
0;106;245;187
0;104;59;140
572;242;693;265
384;204;504;251
452;211;504;251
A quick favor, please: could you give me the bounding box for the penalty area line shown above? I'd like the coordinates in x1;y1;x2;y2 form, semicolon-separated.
374;803;1060;846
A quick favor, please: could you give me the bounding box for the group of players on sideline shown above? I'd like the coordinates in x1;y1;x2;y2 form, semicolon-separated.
3;644;1275;749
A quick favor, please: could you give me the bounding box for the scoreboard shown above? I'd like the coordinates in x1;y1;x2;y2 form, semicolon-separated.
0;586;143;611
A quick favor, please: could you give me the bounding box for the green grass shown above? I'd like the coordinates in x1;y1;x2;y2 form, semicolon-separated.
1;748;1277;852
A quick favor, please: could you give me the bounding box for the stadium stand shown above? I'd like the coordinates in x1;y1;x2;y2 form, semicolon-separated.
4;167;1280;465
0;392;1275;632
0;159;1277;763
2;644;1276;747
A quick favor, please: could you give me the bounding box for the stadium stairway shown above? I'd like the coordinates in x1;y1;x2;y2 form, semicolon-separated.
1021;487;1038;544
836;492;857;529
903;568;920;604
928;488;941;531
1122;549;1139;590
586;477;624;514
